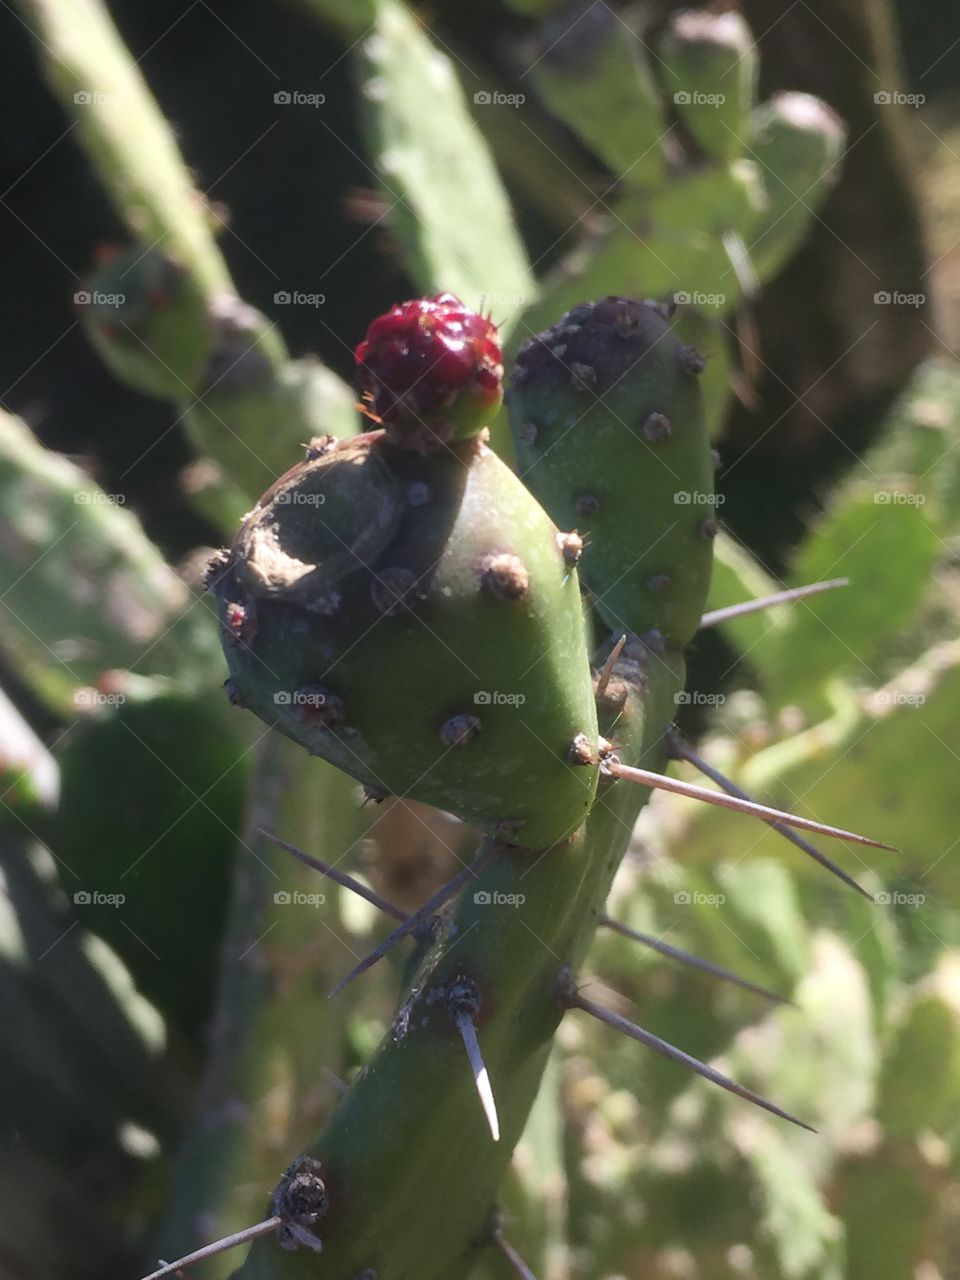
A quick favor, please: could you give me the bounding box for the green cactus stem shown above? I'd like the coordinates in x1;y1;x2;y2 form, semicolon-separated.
152;738;364;1265
232;640;685;1280
13;0;228;299
19;0;359;504
508;296;716;649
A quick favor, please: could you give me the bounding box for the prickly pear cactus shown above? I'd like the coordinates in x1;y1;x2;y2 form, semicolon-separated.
196;293;708;1280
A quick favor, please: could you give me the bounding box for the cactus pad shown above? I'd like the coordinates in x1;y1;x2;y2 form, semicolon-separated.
212;429;599;849
508;296;716;648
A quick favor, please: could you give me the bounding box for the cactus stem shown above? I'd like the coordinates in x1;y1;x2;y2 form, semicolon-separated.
328;840;500;997
259;828;408;921
452;1004;501;1142
664;732;875;900
698;578;849;629
595;634;628;700
605;759;895;850
599;915;790;1003
557;970;815;1132
492;1228;540;1280
139;1216;283;1280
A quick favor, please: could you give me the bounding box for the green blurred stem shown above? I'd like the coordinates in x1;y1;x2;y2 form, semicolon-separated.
152;736;366;1261
15;0;229;298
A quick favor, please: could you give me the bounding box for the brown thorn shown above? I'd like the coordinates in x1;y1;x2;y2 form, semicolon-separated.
606;759;895;851
595;633;628;699
699;578;848;630
561;973;815;1132
664;732;876;900
139;1217;283;1280
599;914;790;1003
328;840;499;998
259;828;407;922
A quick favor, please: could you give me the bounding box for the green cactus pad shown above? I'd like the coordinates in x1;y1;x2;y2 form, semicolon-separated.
531;3;667;185
748;92;846;280
508;296;716;648
213;432;599;849
658;9;758;165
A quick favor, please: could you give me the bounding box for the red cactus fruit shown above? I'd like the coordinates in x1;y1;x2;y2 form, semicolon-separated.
354;293;503;445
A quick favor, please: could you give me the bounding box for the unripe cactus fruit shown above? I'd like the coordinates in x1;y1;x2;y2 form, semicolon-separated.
508;296;716;648
355;293;503;447
212;302;599;850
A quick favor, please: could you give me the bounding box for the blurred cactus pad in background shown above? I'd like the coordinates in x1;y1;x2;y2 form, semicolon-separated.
2;1;960;1279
